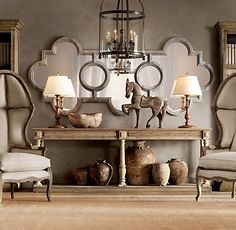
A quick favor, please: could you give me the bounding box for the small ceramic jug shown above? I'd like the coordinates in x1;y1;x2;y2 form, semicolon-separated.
167;158;188;185
71;168;89;185
126;141;155;185
89;160;113;186
152;163;170;186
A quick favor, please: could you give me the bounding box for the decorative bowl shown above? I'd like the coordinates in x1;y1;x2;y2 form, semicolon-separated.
68;112;102;128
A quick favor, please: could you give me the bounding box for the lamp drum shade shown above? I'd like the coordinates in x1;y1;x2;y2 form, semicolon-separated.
43;75;76;97
171;75;202;97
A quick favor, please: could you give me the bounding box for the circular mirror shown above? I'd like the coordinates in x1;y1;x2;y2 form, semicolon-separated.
79;61;109;92
135;62;163;92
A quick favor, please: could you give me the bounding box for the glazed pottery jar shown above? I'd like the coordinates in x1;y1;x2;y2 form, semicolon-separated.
167;158;188;185
126;141;155;185
152;163;170;186
89;160;113;186
71;168;89;185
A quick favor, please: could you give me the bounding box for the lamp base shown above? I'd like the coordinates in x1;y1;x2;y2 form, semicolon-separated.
48;124;67;128
178;124;196;128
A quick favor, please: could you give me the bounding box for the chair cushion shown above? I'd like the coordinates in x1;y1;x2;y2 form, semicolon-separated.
2;170;50;182
198;169;236;180
0;152;50;172
199;151;236;171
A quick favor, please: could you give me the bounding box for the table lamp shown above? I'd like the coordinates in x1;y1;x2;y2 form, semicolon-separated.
43;74;76;128
171;74;202;128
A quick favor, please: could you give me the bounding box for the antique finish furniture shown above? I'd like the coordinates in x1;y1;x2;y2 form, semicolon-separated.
0;70;52;204
0;20;23;73
216;21;236;81
195;73;236;201
33;127;211;187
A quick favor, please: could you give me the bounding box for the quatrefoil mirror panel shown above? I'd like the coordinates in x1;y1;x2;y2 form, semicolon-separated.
28;36;214;116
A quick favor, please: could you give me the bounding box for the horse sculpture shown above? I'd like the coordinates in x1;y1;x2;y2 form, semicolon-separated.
122;79;167;128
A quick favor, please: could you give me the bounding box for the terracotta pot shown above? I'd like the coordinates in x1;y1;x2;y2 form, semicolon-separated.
71;168;89;185
126;141;155;185
167;158;188;185
152;163;170;186
89;160;113;186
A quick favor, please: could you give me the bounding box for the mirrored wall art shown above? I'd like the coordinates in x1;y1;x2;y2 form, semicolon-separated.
28;36;215;116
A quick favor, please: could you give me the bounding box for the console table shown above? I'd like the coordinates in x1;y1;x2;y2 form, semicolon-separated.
33;128;211;187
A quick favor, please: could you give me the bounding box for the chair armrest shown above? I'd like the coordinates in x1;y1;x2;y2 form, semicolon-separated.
208;145;217;150
201;145;215;156
204;145;230;155
10;146;47;157
201;145;231;156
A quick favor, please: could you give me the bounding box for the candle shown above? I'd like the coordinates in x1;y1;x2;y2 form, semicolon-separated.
134;32;138;51
114;30;117;41
130;30;134;41
106;32;111;42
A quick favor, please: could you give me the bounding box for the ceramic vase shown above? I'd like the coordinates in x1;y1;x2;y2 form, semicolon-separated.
126;141;155;185
167;158;188;185
152;163;170;186
71;168;89;185
89;160;113;186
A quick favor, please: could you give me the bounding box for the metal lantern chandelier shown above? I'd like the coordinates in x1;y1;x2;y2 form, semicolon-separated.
99;0;145;73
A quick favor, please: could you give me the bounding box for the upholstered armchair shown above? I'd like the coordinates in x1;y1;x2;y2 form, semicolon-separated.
196;73;236;201
0;70;52;204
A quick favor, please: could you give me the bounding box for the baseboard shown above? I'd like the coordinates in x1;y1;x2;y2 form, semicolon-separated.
33;183;212;195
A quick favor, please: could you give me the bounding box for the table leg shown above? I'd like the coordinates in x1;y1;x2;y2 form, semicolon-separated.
34;131;44;148
200;139;207;157
119;139;126;187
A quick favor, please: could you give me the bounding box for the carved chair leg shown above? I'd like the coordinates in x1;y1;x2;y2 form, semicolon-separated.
10;183;14;199
0;172;3;205
46;168;53;202
195;168;201;201
232;182;235;199
46;179;52;202
16;182;22;191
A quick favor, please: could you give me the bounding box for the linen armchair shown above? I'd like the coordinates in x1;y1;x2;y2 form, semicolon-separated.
196;73;236;201
0;70;52;204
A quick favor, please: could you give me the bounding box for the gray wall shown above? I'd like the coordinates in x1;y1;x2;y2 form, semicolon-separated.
0;0;235;184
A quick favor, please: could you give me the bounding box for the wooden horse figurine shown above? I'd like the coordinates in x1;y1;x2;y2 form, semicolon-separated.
122;79;167;128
